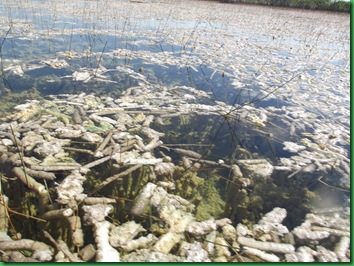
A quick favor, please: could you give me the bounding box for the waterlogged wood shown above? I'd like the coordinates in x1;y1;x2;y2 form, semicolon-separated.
0;195;8;232
334;236;350;261
29;165;80;171
82;155;112;169
173;148;203;159
189;157;231;168
63;147;95;155
24;167;56;180
43;231;82;262
41;208;73;220
237;236;295;254
90;164;143;195
0;239;45;250
82;197;116;205
0;238;52;260
12;167;50;207
311;226;350;237
243;247;280;262
0;131;22;147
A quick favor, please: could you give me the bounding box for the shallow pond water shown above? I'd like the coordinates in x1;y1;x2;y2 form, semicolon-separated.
0;0;350;246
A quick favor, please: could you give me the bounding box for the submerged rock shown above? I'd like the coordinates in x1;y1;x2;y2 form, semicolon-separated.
238;159;274;179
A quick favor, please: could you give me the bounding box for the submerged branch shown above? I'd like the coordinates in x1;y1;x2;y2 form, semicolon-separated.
88;164;143;196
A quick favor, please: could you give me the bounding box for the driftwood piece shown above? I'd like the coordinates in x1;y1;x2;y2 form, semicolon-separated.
242;247;280;262
0;238;53;261
63;147;95;155
12;167;50;208
43;230;82;262
81;155;111;170
311;226;350;237
173;148;202;159
189;157;231;168
0;131;22;147
237;236;295;254
0;195;9;232
28;165;80;172
334;236;350;261
95;132;113;155
24;167;56;180
67;215;84;247
82;197;116;205
41;208;73;220
1;251;40;262
89;164;142;195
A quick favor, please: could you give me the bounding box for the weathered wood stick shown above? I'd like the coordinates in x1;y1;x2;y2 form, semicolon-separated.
242;247;280;262
24;167;56;180
173;148;202;159
29;165;80;172
89;164;142;195
237;236;295;254
81;155;111;170
63;147;95;155
334;236;350;260
83;197;116;205
0;131;22;147
12;167;50;207
189;157;231;168
41;208;73;220
95;132;113;154
43;230;82;262
1;251;40;262
0;238;51;252
311;226;350;237
0;194;9;232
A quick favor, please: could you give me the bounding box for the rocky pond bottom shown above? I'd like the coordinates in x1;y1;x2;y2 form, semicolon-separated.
0;84;350;262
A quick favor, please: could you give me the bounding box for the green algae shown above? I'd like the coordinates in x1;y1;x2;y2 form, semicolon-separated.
0;89;42;116
194;173;225;221
173;165;204;200
83;121;114;133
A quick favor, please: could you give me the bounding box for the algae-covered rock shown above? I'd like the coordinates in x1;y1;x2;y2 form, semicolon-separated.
83;121;114;132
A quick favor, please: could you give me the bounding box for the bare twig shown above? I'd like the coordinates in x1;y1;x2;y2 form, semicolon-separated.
88;164;142;196
43;230;82;262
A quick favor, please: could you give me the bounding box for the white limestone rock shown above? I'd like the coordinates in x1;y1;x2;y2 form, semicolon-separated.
82;204;113;226
81;132;103;143
180;241;211;262
283;141;306;153
238;159;274;179
186;219;216;236
109;221;146;248
222;224;237;243
94;221;120;262
56;170;87;205
253;207;289;238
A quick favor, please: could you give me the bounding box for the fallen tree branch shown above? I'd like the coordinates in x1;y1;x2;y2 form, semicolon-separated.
88;164;142;196
43;230;82;262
